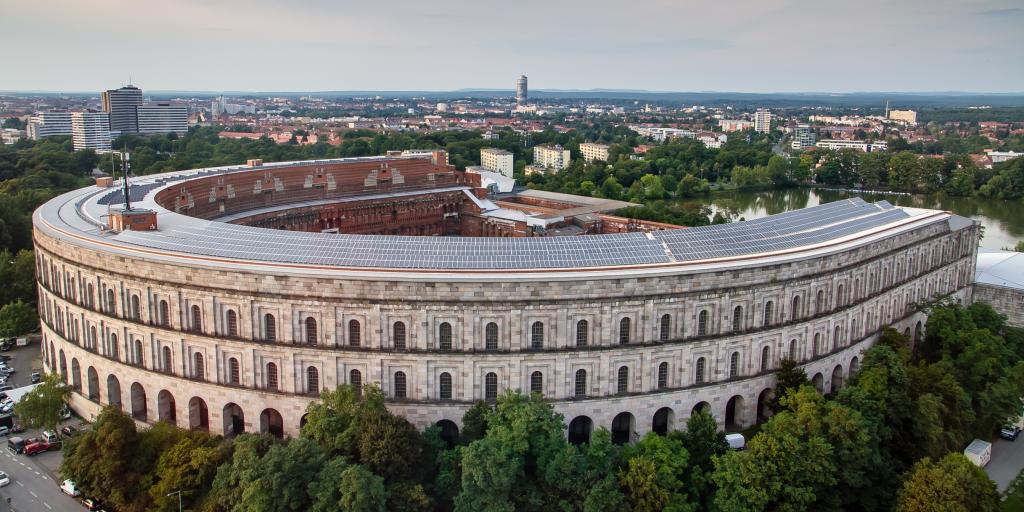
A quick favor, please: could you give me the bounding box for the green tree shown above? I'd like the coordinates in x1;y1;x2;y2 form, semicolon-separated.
769;357;808;413
618;433;696;512
14;372;69;431
204;434;278;512
312;461;389;512
674;408;727;510
61;406;147;511
0;249;37;305
239;437;328;512
0;299;37;337
148;433;230;512
894;454;999;512
675;174;709;197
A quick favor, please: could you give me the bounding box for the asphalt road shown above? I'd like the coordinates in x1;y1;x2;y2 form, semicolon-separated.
0;342;81;511
986;436;1024;492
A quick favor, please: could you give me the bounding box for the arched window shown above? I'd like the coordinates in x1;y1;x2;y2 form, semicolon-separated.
697;310;709;336
439;372;452;400
194;352;205;380
393;322;406;350
729;351;740;378
439;322;452;351
791;295;801;320
266;363;278;390
732;305;743;332
392;371;407;398
350;369;362;392
813;333;821;356
162;346;172;373
228;358;240;385
837;284;845;307
348;319;360;348
763;301;774;327
191;305;202;332
305;317;318;345
618;317;631;344
574;369;587;397
106;289;116;314
576;320;588;347
109;333;118;359
159;300;170;327
484;372;498;401
530;371;543;396
659;314;671;341
264;313;277;341
485;322;498;351
854;278;861;300
87;283;95;309
89;326;97;350
657;362;669;389
695;357;706;384
306;367;319;394
834;325;842;348
617;366;629;394
760;346;771;371
816;290;825;313
531;321;544;349
133;338;144;366
226;310;238;337
789;339;798;360
130;295;140;320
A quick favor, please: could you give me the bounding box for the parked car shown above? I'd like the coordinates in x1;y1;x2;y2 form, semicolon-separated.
7;436;25;454
0;426;10;437
61;425;78;437
60;406;72;420
0;471;9;487
30;372;41;384
60;479;81;497
1000;425;1022;441
24;441;49;456
0;403;13;414
0;385;12;392
42;430;59;444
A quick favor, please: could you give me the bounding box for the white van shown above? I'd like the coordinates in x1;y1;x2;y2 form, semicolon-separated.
725;433;746;451
964;439;992;467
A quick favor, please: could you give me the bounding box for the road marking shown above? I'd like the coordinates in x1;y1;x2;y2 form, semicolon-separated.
15;481;23;487
40;475;48;480
29;490;37;498
44;502;52;510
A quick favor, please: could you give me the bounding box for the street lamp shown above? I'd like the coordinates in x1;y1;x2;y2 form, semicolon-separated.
166;490;184;512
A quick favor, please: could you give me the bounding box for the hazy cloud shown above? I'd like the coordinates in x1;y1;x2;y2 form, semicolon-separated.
0;0;1020;92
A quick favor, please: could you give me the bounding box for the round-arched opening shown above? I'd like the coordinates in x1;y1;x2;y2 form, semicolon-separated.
86;367;100;401
107;374;122;410
725;395;745;431
812;373;824;393
223;403;245;437
830;365;844;394
850;356;860;376
652;407;674;436
568;416;594;445
157;390;176;424
611;412;635;445
756;388;774;423
436;419;460;448
691;401;711;418
260;408;284;438
300;413;310;430
189;397;209;431
130;382;147;421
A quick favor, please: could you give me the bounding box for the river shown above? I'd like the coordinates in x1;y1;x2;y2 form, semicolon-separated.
689;188;1024;251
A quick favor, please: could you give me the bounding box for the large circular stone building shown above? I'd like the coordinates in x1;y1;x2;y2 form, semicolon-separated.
33;152;980;443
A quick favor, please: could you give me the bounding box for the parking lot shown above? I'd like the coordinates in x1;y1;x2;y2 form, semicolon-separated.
0;341;83;511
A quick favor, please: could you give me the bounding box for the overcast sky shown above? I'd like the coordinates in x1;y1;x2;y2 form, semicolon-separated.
3;0;1022;93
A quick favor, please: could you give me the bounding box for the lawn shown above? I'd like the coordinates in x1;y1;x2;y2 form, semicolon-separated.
1003;469;1024;512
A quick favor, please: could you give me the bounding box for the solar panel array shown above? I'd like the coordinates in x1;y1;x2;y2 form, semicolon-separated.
107;197;913;270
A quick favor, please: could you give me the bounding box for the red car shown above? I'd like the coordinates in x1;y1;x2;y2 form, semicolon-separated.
23;441;49;456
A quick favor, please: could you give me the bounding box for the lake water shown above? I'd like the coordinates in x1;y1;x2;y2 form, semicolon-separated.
688;188;1024;251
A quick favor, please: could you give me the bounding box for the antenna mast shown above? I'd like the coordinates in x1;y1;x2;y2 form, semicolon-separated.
121;150;132;210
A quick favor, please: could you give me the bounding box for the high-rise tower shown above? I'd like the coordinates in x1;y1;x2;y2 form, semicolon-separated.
101;85;143;134
516;75;528;107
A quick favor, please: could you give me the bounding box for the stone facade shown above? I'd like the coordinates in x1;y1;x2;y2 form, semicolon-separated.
974;284;1024;328
34;212;980;441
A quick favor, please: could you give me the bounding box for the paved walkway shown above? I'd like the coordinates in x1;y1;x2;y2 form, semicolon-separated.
986;437;1024;492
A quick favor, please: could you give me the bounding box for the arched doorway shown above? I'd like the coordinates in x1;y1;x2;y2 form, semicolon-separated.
87;367;99;401
260;408;284;438
157;390;176;424
436;420;460;448
757;388;774;422
223;403;244;437
71;359;81;392
850;356;860;376
830;365;844;394
725;395;745;431
189;397;209;431
913;321;923;345
300;413;310;430
652;407;674;436
107;375;122;410
59;350;67;383
611;412;635;445
812;373;824;393
691;401;711;418
130;383;147;421
568;416;593;445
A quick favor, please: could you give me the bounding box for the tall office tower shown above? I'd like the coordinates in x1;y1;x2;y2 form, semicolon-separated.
71;111;112;151
101;85;143;134
136;103;189;135
26;111;74;140
754;109;773;133
516;75;528;106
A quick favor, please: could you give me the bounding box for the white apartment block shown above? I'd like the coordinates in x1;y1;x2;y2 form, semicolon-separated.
630;126;696;142
533;144;571;171
718;119;754;132
754;110;772;133
987;151;1022;164
27;111;74;140
791;125;816;150
136;103;189;136
71;112;111;151
815;139;887;153
579;142;610;162
480;148;514;177
888;110;918;125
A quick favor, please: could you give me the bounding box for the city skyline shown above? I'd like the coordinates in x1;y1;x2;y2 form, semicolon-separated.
3;0;1023;93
